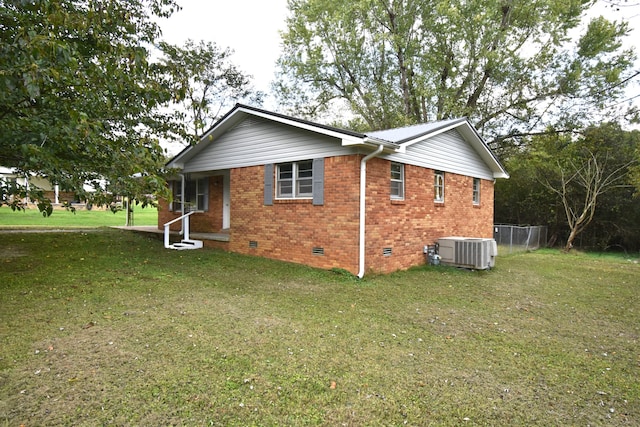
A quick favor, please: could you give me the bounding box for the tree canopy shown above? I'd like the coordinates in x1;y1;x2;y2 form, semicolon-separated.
275;0;637;150
159;39;263;140
0;0;184;212
496;123;640;251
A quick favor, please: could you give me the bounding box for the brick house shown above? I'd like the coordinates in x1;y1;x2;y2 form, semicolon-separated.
159;104;508;277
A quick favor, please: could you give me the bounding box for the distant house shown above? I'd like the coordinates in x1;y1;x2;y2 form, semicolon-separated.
160;104;508;276
0;167;78;206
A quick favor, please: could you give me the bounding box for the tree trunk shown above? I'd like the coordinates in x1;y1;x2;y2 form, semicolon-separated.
564;228;577;252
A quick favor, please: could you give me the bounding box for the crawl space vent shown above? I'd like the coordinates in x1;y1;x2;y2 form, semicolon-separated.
383;247;393;257
312;247;325;256
249;240;258;248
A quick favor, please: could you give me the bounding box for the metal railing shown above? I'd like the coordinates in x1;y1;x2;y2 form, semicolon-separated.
163;211;195;249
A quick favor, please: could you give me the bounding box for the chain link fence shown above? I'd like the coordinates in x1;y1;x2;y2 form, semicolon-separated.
494;224;548;254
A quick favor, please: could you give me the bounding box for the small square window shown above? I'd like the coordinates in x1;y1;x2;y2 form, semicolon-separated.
277;160;313;199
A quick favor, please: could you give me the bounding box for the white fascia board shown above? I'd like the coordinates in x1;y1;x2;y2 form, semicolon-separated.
236;106;358;141
340;136;364;146
341;136;403;153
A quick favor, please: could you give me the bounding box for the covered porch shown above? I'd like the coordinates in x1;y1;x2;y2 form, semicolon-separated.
114;225;230;250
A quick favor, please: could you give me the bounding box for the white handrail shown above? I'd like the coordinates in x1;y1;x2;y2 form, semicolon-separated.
163;211;196;248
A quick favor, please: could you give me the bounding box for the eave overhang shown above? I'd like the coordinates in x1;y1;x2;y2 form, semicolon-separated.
166;104;404;169
394;119;509;179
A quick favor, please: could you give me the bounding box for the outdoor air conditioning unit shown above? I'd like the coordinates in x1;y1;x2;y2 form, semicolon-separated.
437;237;497;270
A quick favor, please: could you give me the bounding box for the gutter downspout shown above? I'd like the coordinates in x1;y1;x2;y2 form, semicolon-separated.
357;144;384;278
179;173;186;235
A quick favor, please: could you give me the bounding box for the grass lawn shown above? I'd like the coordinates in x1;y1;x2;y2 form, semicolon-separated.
0;205;158;228
0;229;638;426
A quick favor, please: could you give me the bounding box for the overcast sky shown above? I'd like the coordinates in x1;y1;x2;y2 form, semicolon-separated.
158;0;289;109
158;0;640;116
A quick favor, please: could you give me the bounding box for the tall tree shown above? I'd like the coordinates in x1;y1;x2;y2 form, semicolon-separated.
496;123;640;251
159;39;263;140
0;0;184;213
275;0;636;150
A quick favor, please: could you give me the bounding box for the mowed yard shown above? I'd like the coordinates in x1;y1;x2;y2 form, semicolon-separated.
0;227;638;426
0;204;158;228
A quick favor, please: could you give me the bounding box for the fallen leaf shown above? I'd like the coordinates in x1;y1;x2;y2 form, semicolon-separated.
330;381;337;389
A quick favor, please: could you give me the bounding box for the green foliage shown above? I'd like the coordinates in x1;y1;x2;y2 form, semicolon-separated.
0;0;184;214
159;39;264;139
496;123;640;250
276;0;636;151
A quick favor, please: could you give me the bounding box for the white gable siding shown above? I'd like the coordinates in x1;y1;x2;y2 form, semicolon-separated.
182;117;357;173
382;129;495;180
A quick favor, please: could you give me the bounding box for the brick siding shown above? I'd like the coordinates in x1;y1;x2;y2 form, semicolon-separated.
364;158;494;275
228;156;360;272
158;155;494;275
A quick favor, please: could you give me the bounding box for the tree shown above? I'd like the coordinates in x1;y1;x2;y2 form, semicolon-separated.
159;40;263;140
275;0;636;150
544;150;633;251
496;123;640;251
0;0;184;214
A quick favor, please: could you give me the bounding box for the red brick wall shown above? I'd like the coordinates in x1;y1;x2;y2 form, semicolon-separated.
364;158;494;274
229;156;361;273
158;156;495;276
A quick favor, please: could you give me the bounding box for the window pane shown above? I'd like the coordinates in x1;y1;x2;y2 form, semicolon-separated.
391;181;401;197
391;163;404;199
279;164;293;179
172;180;182;211
196;178;208;210
297;178;313;196
185;179;196;206
391;162;402;180
297;160;313;178
434;171;444;202
473;178;480;204
278;180;293;197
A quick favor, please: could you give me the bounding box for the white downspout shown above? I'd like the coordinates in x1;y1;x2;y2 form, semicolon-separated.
179;173;186;235
357;145;384;278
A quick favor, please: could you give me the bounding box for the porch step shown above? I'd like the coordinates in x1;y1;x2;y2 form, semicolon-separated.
168;239;203;250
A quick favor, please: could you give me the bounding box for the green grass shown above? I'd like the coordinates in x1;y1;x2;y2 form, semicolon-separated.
0;205;158;228
1;229;638;426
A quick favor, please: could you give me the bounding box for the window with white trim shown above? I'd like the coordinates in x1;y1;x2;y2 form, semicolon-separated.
277;160;313;198
434;171;444;203
473;178;481;205
171;177;209;212
390;162;404;200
